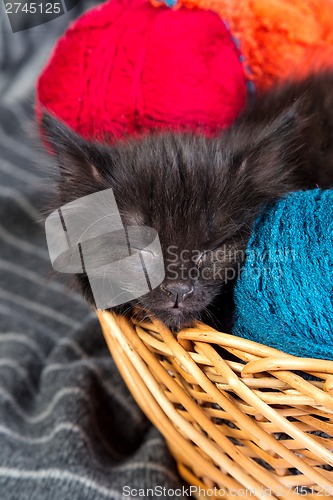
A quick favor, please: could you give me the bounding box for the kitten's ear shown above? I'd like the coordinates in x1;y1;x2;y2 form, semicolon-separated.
237;102;304;197
41;111;105;182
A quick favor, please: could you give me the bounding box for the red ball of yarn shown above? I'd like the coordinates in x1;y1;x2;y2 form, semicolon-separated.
36;0;246;140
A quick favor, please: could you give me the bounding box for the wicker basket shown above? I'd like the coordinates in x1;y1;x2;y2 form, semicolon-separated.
98;310;333;499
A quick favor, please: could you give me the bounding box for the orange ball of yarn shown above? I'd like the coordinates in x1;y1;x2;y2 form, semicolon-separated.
152;0;333;90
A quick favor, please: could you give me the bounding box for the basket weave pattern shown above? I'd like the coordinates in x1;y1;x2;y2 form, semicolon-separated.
98;311;333;499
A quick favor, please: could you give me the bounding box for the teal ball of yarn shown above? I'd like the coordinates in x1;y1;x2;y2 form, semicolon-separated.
232;189;333;360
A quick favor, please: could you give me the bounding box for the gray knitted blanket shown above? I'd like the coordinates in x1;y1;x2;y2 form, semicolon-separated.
0;5;185;499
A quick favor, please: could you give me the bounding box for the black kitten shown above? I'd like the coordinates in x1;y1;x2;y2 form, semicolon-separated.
41;70;333;331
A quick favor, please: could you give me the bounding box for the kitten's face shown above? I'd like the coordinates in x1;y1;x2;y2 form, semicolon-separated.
42;110;299;329
116;162;247;329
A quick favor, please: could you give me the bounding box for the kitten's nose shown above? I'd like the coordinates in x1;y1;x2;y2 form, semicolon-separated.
161;283;194;306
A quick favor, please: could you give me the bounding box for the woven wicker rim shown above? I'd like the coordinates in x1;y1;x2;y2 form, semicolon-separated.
98;310;333;499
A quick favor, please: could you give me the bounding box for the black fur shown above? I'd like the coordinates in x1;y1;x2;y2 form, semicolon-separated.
41;70;333;331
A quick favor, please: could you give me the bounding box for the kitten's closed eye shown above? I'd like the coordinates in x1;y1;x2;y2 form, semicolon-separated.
195;252;206;268
197;240;245;266
189;242;244;287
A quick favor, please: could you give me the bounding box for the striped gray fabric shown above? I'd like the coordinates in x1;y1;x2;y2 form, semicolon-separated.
0;5;185;499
